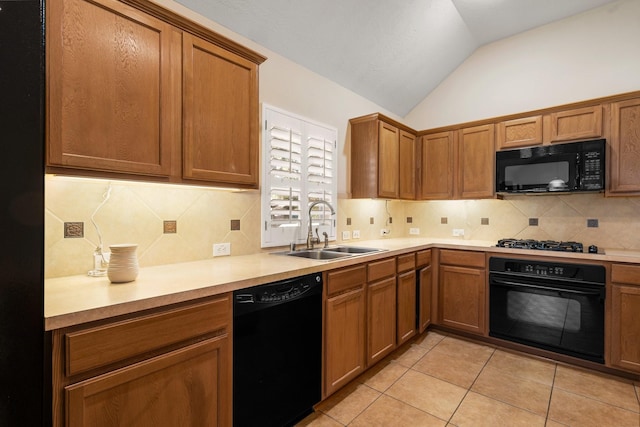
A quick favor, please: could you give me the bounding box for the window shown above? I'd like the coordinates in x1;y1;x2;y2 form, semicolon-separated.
261;105;337;248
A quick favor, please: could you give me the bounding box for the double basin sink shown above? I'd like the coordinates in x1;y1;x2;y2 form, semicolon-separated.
275;246;386;260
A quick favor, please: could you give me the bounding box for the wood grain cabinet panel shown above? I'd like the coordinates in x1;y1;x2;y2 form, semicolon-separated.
458;124;495;199
609;98;640;195
438;250;486;335
418;131;455;200
350;114;416;199
496;115;543;149
183;33;259;187
66;337;229;427
367;276;397;365
609;264;640;373
549;106;602;142
397;270;417;345
418;264;432;333
47;0;179;177
324;286;366;397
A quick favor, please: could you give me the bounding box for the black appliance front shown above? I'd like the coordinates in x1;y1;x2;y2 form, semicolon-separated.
233;273;322;427
495;139;605;194
489;258;605;363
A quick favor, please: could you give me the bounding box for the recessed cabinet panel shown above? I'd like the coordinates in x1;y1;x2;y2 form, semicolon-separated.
419;132;455;200
609;98;640;195
399;130;416;200
183;34;259;187
550;106;602;142
378;121;400;199
496;116;543;149
47;0;178;176
458;125;495;199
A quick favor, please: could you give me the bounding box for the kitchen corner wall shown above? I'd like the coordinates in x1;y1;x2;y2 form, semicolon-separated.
45;174;640;279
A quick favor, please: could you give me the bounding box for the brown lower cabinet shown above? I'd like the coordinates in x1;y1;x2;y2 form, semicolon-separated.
609;264;640;373
438;249;486;335
52;295;232;427
416;250;433;333
397;254;417;345
366;258;398;365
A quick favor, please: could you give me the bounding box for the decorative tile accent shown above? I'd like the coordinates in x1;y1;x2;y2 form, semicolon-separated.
481;217;489;225
529;218;539;226
163;220;177;234
64;222;83;238
441;217;448;224
231;219;241;231
370;217;374;224
407;217;413;223
347;217;351;225
587;218;599;228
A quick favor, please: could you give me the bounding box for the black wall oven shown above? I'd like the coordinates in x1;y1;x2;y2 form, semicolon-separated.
489;257;605;363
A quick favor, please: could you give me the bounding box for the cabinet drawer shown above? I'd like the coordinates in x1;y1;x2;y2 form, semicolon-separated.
415;250;431;268
368;258;397;282
440;249;485;268
397;254;416;273
611;264;640;286
65;295;230;377
327;265;367;296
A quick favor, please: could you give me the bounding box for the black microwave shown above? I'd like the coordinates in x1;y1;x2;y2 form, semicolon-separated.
496;139;605;194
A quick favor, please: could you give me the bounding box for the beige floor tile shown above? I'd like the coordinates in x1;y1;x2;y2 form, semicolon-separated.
316;383;380;425
350;395;446;427
413;330;447;350
544;420;569;427
388;343;432;367
471;365;552;416
449;392;546;427
484;349;556;386
358;360;409;392
296;411;344;427
435;336;495;364
412;342;490;388
548;389;640;427
385;369;467;420
554;365;639;412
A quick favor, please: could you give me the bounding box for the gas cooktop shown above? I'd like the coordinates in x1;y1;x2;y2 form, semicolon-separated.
496;239;585;252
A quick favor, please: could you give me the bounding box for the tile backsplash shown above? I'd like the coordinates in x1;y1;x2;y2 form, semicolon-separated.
45;176;640;278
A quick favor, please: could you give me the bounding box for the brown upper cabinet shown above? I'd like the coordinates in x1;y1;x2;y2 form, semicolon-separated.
496;115;543;150
549;105;603;143
46;0;265;189
609;97;640;195
418;131;456;200
458;124;495;199
350;114;416;199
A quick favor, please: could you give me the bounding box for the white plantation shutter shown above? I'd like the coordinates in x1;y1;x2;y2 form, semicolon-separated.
262;105;337;248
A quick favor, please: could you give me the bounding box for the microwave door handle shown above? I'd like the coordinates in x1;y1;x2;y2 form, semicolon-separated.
491;277;602;296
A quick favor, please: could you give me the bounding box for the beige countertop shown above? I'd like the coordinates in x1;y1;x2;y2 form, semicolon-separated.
44;238;640;331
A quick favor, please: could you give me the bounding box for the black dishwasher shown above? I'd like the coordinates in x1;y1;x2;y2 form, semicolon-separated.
233;273;322;427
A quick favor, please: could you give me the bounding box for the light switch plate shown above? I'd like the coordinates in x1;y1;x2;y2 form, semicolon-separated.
342;231;351;240
453;228;465;237
352;230;361;239
409;228;420;235
213;243;231;257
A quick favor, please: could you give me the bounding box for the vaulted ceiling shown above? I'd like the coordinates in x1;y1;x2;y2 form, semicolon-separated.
176;0;618;117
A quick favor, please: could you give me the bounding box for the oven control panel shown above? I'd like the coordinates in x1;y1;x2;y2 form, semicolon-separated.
489;257;605;284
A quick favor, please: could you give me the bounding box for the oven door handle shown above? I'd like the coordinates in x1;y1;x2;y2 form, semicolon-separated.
491;277;603;296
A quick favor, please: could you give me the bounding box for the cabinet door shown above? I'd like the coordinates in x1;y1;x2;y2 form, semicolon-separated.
419;131;455;200
325;287;366;397
47;0;179;176
367;277;397;365
458;124;495;199
418;265;432;333
66;336;230;427
496;115;543;150
609;284;640;373
549;106;602;142
399;130;416;200
183;33;259;187
439;265;486;335
378;121;400;198
397;270;416;345
609;98;640;195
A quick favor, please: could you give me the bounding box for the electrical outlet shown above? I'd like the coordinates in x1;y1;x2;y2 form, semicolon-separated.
213;243;231;257
342;230;351;240
352;230;361;239
380;228;390;236
409;227;420;235
452;228;465;237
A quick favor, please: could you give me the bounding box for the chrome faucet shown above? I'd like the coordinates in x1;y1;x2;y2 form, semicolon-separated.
307;200;335;249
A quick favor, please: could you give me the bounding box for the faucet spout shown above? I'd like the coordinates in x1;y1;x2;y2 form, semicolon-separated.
307;200;336;249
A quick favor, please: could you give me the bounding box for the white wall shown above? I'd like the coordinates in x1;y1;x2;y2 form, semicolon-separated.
405;0;640;130
153;0;403;197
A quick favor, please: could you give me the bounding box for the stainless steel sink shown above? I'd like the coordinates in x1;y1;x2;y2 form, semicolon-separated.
322;246;385;254
272;245;386;260
281;250;352;260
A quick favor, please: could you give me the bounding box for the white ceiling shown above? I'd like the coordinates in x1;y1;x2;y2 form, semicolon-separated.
176;0;618;117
